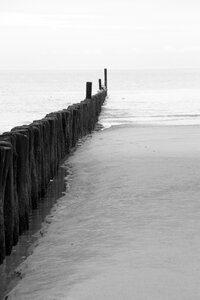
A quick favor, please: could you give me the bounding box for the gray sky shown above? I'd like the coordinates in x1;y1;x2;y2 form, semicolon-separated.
0;0;200;69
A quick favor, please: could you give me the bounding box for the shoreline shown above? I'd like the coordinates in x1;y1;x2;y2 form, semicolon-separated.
100;121;200;130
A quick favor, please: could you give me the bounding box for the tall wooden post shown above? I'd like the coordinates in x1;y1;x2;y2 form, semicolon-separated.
98;79;102;90
86;82;92;99
104;68;107;90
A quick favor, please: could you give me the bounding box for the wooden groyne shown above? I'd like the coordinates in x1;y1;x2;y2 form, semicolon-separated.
0;73;107;264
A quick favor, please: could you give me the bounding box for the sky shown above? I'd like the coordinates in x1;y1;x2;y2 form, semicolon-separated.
0;0;200;70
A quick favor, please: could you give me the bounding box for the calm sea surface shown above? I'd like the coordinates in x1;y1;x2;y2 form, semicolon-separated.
1;69;200;133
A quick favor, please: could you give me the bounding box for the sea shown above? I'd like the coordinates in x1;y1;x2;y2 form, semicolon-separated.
1;69;200;134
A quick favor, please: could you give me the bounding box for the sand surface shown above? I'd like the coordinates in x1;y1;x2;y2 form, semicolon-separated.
7;125;200;300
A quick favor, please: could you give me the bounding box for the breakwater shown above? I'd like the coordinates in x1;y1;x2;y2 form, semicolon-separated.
0;88;107;265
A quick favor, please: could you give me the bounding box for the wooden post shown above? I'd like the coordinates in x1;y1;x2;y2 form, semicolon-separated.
98;79;102;90
104;68;107;90
86;82;92;99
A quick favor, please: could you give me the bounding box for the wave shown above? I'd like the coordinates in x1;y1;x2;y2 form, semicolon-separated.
136;114;200;119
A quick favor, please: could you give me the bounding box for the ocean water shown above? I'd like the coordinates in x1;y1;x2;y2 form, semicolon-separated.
101;69;200;127
1;69;200;133
0;70;101;134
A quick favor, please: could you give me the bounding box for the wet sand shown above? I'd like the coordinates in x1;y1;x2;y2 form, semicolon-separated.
0;165;68;299
7;125;200;299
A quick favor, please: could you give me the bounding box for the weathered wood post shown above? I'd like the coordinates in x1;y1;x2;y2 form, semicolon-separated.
0;143;13;263
98;79;102;90
104;68;107;90
0;146;6;264
86;82;92;99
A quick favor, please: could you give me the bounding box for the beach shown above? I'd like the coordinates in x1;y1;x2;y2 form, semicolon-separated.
7;124;200;299
1;0;200;297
